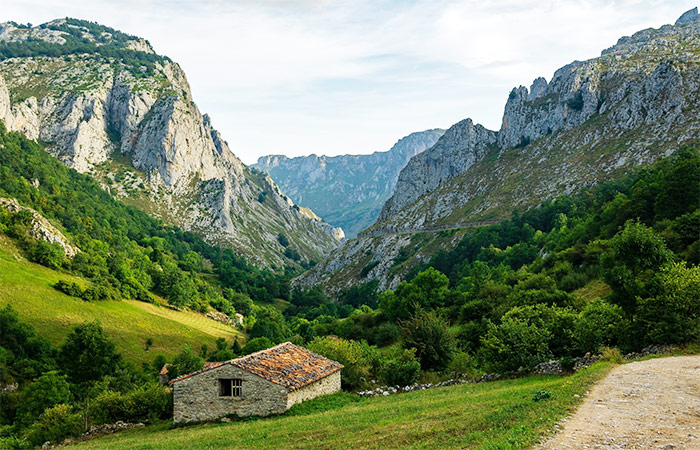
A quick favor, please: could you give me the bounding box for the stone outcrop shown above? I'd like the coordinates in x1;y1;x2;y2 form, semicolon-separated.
0;20;342;267
254;129;444;238
0;197;79;258
676;7;699;25
296;11;700;295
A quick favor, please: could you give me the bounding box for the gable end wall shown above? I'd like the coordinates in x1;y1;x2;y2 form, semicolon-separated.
173;364;289;423
286;370;342;409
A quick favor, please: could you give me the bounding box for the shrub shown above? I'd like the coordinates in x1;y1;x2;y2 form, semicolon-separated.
532;390;552;402
29;241;65;269
53;280;84;298
447;351;478;378
636;262;700;346
574;298;626;353
240;337;274;356
378;349;421;387
90;384;173;424
22;404;82;447
599;346;623;364
374;322;400;346
167;345;204;379
399;310;455;372
480;306;554;372
16;371;72;428
307;337;376;390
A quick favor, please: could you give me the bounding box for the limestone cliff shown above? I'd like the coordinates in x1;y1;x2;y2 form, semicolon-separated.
297;10;700;295
0;19;341;267
253;129;444;238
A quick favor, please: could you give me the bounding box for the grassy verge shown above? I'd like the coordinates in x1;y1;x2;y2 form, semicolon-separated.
0;236;242;364
72;362;615;450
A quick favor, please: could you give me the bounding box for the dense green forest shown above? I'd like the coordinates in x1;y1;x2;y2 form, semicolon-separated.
0;121;292;313
1;117;698;448
0;19;168;75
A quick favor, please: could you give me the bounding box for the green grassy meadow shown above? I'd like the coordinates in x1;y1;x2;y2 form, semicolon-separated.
0;236;243;364
73;362;615;450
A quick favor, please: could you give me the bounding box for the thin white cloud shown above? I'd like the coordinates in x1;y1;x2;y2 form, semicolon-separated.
1;0;694;163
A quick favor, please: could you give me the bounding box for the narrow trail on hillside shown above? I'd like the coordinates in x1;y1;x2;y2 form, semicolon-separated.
535;355;700;450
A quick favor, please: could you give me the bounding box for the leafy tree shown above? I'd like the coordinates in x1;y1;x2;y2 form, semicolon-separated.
168;345;204;379
16;371;72;428
636;262;700;345
58;322;120;388
601;221;673;314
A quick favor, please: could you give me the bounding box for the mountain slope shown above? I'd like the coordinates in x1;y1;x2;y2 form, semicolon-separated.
0;236;241;365
297;10;700;295
0;19;341;268
254;129;444;238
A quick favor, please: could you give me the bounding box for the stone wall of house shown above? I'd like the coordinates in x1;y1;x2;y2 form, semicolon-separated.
173;364;288;423
286;370;342;409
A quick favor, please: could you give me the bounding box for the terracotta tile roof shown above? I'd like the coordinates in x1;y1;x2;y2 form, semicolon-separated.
168;342;343;391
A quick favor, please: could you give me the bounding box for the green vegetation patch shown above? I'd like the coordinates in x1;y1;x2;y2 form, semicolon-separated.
73;362;614;450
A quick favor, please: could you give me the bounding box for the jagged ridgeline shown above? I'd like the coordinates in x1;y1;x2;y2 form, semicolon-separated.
297;10;700;295
0;18;343;268
253;129;445;239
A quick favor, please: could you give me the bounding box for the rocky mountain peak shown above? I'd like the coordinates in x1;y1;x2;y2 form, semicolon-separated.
0;19;341;267
676;7;699;25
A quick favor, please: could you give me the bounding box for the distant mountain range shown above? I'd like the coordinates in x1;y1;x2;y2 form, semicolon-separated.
0;18;342;267
296;8;700;295
254;129;444;238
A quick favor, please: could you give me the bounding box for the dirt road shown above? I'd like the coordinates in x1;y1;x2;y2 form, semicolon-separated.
536;355;700;450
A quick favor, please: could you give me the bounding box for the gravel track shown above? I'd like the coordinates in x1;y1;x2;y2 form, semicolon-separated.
536;356;700;450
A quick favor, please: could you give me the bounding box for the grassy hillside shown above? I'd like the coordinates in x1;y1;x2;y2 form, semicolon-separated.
74;362;614;450
0;236;242;365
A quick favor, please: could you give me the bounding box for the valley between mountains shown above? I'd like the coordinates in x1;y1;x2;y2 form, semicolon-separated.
0;7;699;450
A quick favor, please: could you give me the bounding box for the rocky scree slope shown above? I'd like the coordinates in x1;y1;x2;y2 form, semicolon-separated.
0;19;342;267
297;10;700;295
254;129;444;238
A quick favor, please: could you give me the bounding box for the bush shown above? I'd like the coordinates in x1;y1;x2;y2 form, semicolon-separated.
378;349;421;387
29;241;65;269
90;384;173;424
636;262;700;346
53;280;84;298
447;351;478;378
400;310;455;372
22;404;82;447
574;298;626;353
374;323;399;346
307;337;376;390
167;345;204;379
240;337;274;356
599;346;623;364
532;390;552;402
480;306;554;372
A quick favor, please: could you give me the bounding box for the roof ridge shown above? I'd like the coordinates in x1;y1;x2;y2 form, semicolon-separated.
231;341;292;363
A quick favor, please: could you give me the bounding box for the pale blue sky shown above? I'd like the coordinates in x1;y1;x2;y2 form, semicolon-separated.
2;1;694;163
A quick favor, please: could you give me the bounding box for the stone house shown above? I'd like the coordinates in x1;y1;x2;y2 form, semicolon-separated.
168;342;343;423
